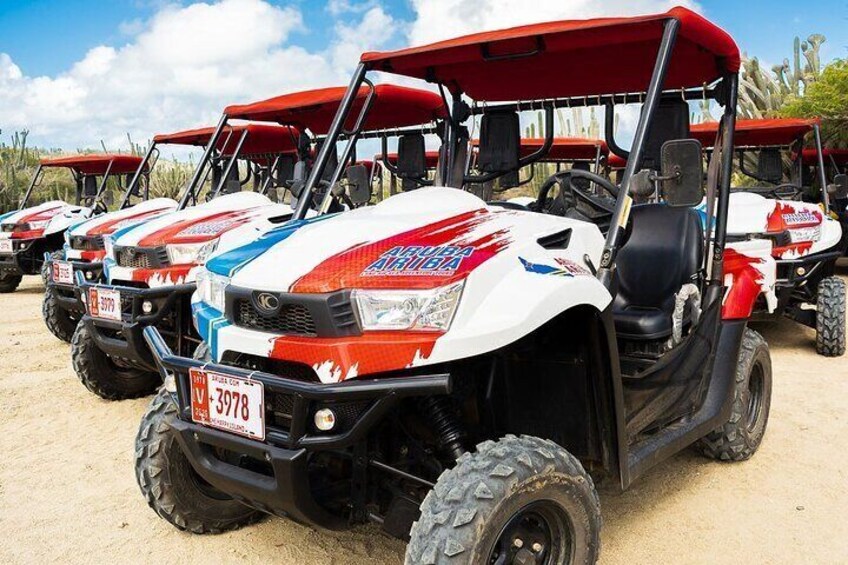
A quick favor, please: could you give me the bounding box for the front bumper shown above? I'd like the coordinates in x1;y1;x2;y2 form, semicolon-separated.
751;248;841;324
79;276;197;370
0;239;36;276
45;255;104;313
143;325;451;528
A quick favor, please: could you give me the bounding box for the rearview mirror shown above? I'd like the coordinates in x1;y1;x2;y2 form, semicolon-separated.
660;139;704;207
345;164;372;206
477;109;520;173
82;176;99;198
828;173;848;199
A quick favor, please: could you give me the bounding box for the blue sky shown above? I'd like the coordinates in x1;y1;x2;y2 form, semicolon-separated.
0;0;844;150
1;0;843;77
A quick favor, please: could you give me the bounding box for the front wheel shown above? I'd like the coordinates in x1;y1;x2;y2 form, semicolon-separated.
70;322;160;400
695;328;772;461
42;286;79;343
815;276;845;357
406;435;601;565
135;389;263;534
0;273;22;293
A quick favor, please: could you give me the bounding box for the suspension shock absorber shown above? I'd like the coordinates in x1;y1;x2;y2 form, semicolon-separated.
419;396;466;461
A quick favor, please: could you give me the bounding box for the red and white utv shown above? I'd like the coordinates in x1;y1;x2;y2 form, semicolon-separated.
135;8;776;563
41;134;198;343
691;118;846;356
0;154;144;293
74;85;446;401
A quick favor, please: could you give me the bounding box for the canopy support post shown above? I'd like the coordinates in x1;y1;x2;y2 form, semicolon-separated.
597;17;680;288
179;114;228;210
294;63;367;220
210;129;249;199
19;164;43;209
711;72;739;283
122;143;156;209
813;123;830;210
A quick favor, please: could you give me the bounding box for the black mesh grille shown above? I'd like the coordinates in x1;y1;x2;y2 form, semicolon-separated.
71;235;104;251
234;301;317;336
115;246;169;269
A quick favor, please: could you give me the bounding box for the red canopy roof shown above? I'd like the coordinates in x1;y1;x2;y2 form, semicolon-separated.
361;7;739;102
153;124;299;157
520;137;608;161
40;154;145;175
224;85;446;135
803;148;848;167
385;150;441;169
691;118;820;148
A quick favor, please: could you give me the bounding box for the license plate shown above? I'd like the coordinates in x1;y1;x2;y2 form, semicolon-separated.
52;260;73;285
190;368;265;441
88;288;122;321
0;240;11;254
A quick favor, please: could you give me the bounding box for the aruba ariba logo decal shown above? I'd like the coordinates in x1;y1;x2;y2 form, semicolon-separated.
363;245;475;277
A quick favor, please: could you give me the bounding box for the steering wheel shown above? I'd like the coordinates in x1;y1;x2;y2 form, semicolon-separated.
533;170;619;216
771;184;802;200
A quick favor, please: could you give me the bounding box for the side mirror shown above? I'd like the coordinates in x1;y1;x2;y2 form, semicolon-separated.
82;176;99;198
397;134;427;179
477;109;520;173
660;139;704;207
345;164;372;206
828;173;848;199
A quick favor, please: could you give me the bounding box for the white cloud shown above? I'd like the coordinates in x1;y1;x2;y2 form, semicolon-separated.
0;0;362;151
407;0;701;46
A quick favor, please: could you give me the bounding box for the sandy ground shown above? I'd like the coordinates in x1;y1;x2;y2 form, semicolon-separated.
1;273;847;565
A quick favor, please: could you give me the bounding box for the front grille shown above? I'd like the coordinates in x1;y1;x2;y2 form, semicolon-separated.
115;246;169;269
267;391;296;431
234;301;317;335
71;235;104;251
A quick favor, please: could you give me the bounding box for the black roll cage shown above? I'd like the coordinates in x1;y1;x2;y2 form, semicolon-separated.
292;17;739;293
20;157;147;212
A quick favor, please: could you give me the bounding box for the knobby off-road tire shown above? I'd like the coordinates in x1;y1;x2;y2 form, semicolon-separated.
0;274;22;293
815;276;845;357
695;328;772;462
42;285;78;343
71;322;160;400
406;435;601;565
41;249;63;285
135;389;263;534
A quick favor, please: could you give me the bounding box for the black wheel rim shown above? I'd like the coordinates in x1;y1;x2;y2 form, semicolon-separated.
488;500;574;565
746;363;764;432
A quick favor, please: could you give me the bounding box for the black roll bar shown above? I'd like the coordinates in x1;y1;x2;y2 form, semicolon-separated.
711;72;739;282
597;17;680;288
121;143;157;209
293;63;368;220
208;128;249;199
19;164;44;209
178;114;229;210
812;124;830;210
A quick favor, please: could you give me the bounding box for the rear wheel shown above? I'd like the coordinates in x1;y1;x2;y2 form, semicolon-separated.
695;328;772;461
0;274;22;293
71;322;160;400
406;435;601;565
815;276;845;357
42;286;79;343
135;389;263;534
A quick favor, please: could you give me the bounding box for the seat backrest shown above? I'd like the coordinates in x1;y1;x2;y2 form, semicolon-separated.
642;99;690;172
614;204;703;310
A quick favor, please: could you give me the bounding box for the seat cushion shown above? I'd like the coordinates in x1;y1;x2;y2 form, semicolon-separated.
612;204;703;340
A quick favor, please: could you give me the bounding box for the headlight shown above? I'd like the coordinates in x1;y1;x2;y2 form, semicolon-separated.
28;220;50;231
166;239;219;265
196;269;229;313
352;281;464;332
103;235;115;261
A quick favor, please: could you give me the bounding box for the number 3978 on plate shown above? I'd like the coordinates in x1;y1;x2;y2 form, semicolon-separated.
190;368;265;441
